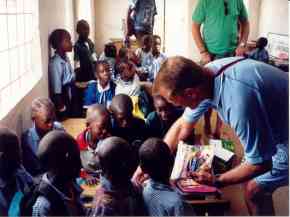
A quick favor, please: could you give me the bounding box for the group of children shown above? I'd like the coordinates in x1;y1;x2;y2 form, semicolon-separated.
48;19;167;122
0;94;191;216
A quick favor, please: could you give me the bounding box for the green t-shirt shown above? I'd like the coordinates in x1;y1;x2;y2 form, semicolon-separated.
192;0;248;55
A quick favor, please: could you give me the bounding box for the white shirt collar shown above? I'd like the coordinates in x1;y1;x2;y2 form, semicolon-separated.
97;80;110;92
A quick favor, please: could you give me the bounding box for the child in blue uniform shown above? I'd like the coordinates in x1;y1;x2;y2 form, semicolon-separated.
48;29;75;119
0;127;34;216
21;97;64;176
83;61;116;109
139;138;193;216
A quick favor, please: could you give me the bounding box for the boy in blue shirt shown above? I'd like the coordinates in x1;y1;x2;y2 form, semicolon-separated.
83;61;116;109
139;138;193;216
0;127;34;216
21;98;64;176
246;37;269;63
146;95;183;138
91;137;146;216
31;131;84;216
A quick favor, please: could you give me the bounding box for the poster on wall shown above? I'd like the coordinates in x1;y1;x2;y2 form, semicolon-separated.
267;33;289;61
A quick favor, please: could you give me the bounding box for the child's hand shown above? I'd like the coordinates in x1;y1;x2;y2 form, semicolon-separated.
132;166;149;187
85;177;99;186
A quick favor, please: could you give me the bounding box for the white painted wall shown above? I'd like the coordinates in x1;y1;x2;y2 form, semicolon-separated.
258;0;288;37
0;0;75;135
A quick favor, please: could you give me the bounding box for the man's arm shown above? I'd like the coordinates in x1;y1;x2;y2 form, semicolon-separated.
217;161;271;186
164;117;196;152
235;20;250;56
192;22;211;64
192;160;272;187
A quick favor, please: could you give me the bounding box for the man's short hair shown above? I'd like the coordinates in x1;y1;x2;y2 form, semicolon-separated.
153;56;206;97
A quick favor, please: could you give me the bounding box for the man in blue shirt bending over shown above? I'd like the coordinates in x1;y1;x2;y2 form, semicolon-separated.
151;56;288;216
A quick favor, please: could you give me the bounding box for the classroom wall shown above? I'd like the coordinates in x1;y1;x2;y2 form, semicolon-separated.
94;0;197;59
94;0;128;54
258;0;289;37
0;0;75;136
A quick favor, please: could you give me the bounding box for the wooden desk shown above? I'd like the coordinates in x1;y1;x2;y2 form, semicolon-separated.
186;198;230;216
62;118;86;138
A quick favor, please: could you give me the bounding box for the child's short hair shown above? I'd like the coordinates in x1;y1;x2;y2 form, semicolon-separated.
0;126;21;169
76;19;89;34
115;59;135;75
95;60;110;73
118;46;129;60
49;29;70;50
37;131;81;176
31;97;55;120
104;43;117;58
142;34;153;46
110;94;133;115
97;136;136;182
139;138;173;182
86;104;110;126
153;35;161;42
257;37;268;49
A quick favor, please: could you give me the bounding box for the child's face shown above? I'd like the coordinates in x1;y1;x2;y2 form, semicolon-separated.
88;115;111;143
143;38;153;51
114;111;132;128
120;63;135;82
154;98;174;122
61;32;73;52
78;23;90;39
34;109;55;136
96;64;111;84
152;38;161;54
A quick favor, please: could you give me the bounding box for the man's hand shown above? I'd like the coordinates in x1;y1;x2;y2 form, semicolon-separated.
201;52;212;65
190;170;214;186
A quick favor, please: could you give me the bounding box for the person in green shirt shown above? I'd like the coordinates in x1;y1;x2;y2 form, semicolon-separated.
192;0;249;64
191;0;249;139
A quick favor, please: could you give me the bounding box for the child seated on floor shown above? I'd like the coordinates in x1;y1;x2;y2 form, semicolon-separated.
99;43;117;80
146;95;183;138
139;138;194;216
0;127;34;216
90;137;146;216
116;46;140;69
151;35;167;80
246;37;269;63
48;29;75;119
31;131;84;216
115;60;152;119
21;97;64;176
110;94;147;145
83;61;116;109
135;34;154;81
76;104;112;175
